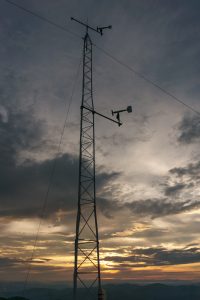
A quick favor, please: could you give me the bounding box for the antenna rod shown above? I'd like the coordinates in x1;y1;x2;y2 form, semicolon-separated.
71;17;112;35
71;17;101;34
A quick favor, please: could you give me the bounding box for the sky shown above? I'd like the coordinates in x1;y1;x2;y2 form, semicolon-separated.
1;0;200;288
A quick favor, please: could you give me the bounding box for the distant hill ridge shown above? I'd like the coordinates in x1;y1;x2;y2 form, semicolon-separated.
0;298;29;300
1;284;200;300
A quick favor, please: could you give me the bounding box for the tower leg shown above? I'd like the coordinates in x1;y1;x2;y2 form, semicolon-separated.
98;287;104;300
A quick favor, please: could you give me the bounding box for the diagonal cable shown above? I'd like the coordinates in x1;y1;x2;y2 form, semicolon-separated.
94;44;200;116
21;56;82;297
3;0;81;39
3;0;200;116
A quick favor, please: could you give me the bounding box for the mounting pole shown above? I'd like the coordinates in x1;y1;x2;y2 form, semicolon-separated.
71;17;131;300
71;17;112;35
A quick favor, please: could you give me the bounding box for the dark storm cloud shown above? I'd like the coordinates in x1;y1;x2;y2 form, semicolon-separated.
1;100;199;223
0;257;22;267
98;158;200;220
0;68;49;167
98;197;200;220
0;105;45;165
164;183;186;196
123;198;200;219
1;0;200;285
177;114;200;144
170;160;200;179
0;152;119;219
0;93;119;220
163;160;200;199
0;257;49;267
104;246;200;267
0;79;52;218
98;197;118;219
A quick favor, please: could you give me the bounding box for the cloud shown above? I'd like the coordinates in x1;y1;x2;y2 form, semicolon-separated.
164;183;186;196
0;70;49;166
0;153;119;220
0;105;8;123
1;99;199;241
110;198;200;219
0;257;50;268
0;105;45;165
170;160;200;179
0;257;23;267
177;114;200;144
127;198;200;219
1;0;200;284
103;246;200;267
0;92;120;221
161;159;200;202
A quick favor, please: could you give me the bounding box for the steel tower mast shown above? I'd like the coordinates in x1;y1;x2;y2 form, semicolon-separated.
71;17;132;300
72;18;111;300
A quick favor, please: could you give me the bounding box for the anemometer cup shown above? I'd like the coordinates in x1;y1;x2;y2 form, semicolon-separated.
127;106;132;113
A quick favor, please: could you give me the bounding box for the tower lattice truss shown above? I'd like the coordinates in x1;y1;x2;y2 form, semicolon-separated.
74;33;103;300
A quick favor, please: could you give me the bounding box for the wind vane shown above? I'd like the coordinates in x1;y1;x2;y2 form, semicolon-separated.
71;17;112;35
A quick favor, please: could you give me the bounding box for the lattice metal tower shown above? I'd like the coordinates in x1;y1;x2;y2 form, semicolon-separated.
71;17;132;300
72;18;110;300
